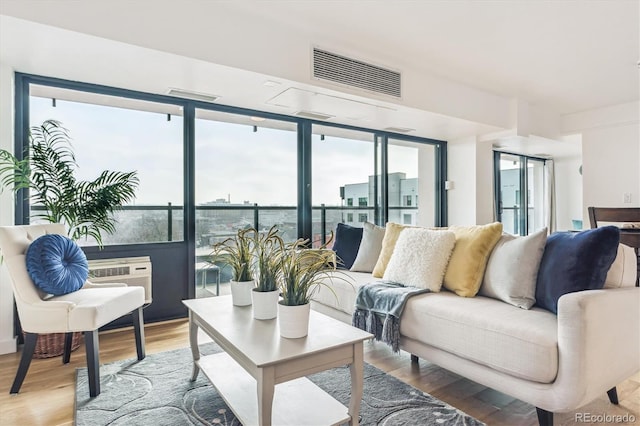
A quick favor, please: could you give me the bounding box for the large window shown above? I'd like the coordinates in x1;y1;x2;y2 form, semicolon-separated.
388;138;437;227
494;152;547;235
311;126;377;245
29;85;184;245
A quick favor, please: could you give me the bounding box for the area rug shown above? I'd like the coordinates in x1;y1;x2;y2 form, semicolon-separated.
75;343;484;426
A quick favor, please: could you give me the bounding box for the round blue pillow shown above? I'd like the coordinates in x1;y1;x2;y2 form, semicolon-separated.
26;234;89;296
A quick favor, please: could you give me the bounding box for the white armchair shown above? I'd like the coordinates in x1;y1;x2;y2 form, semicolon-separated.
0;224;146;397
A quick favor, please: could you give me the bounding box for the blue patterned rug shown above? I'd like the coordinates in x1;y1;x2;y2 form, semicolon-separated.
75;343;484;425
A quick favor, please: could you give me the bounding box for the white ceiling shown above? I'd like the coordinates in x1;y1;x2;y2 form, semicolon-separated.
0;0;638;154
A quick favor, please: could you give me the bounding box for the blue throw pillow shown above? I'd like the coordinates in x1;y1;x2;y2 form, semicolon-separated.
535;226;620;314
332;223;363;269
26;234;89;296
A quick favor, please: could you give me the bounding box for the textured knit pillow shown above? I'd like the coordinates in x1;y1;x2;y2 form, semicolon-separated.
479;228;547;309
26;234;88;296
535;226;620;314
372;223;409;277
331;223;363;269
443;222;503;297
383;228;456;291
350;222;385;272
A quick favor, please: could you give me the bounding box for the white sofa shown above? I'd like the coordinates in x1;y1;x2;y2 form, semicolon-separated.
311;248;640;426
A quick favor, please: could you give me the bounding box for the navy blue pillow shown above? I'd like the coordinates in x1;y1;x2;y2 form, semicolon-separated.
332;223;363;269
26;234;89;296
535;226;620;314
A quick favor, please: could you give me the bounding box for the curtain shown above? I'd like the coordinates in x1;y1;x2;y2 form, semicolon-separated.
544;159;557;233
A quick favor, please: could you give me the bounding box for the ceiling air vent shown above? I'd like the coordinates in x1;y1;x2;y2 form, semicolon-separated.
313;48;401;98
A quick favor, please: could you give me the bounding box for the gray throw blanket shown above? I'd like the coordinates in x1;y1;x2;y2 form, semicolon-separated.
352;281;430;353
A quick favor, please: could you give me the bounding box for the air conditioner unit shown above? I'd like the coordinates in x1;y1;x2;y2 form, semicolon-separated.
87;256;152;305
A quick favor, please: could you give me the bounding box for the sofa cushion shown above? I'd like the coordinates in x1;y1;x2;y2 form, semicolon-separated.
383;228;456;291
350;222;385;272
401;292;559;384
535;226;620;314
604;243;638;288
332;223;363;269
443;222;503;297
479;228;547;309
372;222;409;277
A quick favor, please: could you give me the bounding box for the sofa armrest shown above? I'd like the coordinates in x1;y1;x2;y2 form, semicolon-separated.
554;287;640;409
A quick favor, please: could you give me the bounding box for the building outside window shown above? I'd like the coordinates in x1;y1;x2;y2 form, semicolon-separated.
403;195;412;206
358;197;368;207
347;198;353;206
358;213;368;223
346;213;354;222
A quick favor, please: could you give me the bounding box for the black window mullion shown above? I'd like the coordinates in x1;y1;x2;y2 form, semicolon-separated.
297;120;312;242
184;103;196;299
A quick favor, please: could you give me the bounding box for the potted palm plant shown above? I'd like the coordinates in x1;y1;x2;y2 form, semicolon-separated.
0;119;139;357
251;225;283;319
277;238;339;338
211;227;256;306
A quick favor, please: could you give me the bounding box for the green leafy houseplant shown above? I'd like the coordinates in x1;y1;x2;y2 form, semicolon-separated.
253;225;284;292
210;227;255;282
0;120;138;247
278;238;339;306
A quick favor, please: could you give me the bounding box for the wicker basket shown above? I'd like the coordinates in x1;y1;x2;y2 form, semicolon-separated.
26;332;82;359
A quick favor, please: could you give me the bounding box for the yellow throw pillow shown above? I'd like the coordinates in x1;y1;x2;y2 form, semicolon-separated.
443;222;503;297
372;223;409;277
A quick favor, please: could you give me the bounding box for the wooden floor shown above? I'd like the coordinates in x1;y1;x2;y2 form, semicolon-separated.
0;319;638;426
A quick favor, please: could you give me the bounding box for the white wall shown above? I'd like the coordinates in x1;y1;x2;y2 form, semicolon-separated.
0;62;16;354
554;155;583;231
447;136;495;226
562;101;640;224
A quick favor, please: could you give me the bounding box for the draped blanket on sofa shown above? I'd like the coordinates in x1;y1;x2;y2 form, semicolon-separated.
352;281;429;352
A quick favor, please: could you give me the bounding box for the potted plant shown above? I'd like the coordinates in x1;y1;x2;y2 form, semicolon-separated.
277;238;339;338
210;227;256;306
251;225;283;319
0;119;139;357
0;120;138;248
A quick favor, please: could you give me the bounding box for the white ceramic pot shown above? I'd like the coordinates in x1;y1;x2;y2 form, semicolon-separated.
278;302;310;338
230;280;254;306
252;289;279;320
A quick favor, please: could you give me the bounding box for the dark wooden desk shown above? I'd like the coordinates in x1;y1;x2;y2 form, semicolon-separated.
619;229;639;287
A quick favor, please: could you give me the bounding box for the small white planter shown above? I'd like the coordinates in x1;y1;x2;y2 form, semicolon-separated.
252;289;279;320
230;280;254;306
278;302;310;338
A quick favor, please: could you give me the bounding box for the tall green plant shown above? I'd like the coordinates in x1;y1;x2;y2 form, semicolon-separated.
278;238;340;306
254;225;284;292
0;120;139;247
211;227;255;282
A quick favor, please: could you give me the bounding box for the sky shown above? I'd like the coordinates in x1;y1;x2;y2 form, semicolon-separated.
31;95;423;207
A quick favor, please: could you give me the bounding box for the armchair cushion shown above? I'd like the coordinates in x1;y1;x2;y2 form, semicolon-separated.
26;234;89;296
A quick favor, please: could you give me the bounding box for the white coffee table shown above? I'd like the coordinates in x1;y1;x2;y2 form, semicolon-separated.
183;296;372;426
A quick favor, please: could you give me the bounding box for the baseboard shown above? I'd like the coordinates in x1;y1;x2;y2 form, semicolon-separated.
0;336;17;355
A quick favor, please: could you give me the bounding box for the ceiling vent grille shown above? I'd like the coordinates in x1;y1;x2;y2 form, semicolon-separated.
313;48;401;98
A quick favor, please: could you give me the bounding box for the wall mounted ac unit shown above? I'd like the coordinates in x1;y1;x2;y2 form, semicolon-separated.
87;256;152;305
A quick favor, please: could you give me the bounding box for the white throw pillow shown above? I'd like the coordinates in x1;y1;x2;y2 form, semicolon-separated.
350;222;385;272
479;228;547;309
382;228;456;291
604;243;637;288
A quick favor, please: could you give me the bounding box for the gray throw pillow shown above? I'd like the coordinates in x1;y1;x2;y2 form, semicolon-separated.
350;222;385;272
479;228;547;309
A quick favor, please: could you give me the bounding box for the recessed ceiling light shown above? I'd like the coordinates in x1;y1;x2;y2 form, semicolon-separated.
383;126;415;133
263;80;281;87
250;116;266;122
166;88;219;103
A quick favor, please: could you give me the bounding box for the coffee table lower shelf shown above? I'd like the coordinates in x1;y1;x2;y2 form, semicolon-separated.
198;352;350;426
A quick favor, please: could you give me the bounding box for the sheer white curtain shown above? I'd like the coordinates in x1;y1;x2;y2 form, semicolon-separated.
544;159;557;233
